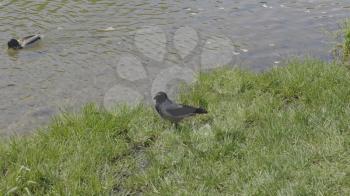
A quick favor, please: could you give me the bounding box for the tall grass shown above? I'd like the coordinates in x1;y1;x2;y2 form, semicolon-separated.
1;60;350;195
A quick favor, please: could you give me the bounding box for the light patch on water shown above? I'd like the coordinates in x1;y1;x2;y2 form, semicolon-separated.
233;51;241;55
100;26;115;31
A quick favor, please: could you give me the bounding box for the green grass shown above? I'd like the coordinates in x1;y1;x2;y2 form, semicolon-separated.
1;60;350;195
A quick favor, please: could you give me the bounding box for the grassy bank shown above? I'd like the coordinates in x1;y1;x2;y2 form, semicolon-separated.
1;60;350;195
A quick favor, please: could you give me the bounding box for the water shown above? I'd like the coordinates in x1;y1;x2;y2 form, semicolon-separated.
0;0;349;135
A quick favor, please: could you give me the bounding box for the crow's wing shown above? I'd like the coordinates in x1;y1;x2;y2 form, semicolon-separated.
165;104;199;117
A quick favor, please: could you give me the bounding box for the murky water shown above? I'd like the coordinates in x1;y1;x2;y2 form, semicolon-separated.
0;0;349;135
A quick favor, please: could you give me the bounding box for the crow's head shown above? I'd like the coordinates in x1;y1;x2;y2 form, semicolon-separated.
153;91;168;103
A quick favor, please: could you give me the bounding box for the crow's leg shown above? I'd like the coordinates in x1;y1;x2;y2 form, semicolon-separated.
174;123;179;130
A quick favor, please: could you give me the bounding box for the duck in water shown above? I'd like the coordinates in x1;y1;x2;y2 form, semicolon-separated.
8;34;42;49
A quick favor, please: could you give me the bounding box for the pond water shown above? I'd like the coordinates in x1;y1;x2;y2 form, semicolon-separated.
0;0;349;135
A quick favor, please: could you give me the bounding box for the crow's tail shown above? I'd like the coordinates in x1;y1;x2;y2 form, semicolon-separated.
195;107;208;114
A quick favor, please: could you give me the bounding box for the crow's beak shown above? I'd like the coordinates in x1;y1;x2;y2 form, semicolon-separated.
153;93;160;100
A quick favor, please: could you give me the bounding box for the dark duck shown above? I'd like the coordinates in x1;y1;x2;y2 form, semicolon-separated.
8;34;42;49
